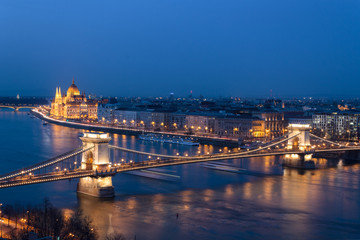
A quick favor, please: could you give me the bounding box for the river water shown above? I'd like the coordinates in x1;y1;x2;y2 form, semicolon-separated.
0;110;360;240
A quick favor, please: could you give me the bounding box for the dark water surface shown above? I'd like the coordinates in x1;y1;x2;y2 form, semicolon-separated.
0;111;360;239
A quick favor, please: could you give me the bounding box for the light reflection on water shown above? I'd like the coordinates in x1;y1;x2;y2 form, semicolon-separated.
0;111;360;239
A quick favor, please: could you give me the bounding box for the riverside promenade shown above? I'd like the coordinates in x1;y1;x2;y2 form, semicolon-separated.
31;108;239;147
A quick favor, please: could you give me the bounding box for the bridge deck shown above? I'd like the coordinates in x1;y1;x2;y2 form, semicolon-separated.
0;170;94;188
1;146;359;189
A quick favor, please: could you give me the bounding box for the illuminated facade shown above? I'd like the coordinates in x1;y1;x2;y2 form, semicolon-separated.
251;120;265;138
254;111;286;138
312;112;360;140
50;79;98;120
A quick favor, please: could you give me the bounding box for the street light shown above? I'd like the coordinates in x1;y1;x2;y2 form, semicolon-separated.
26;210;29;232
233;128;238;135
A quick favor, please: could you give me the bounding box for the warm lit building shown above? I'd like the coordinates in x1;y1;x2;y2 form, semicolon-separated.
186;114;215;134
50;79;98;120
251;119;265;138
214;116;257;139
253;111;286;139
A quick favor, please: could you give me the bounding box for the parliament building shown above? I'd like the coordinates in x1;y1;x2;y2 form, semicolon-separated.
50;79;98;120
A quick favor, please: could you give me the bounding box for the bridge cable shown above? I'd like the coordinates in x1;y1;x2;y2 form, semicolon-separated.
0;146;93;181
309;133;352;148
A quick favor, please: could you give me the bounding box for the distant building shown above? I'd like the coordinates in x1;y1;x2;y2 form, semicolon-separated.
169;113;187;131
136;111;153;128
96;105;291;139
312;112;360;141
214;116;257;139
251;119;265;138
185;114;216;134
254;111;286;138
120;110;137;127
50;79;98;120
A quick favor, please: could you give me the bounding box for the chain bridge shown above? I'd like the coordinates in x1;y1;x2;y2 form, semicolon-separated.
0;123;359;197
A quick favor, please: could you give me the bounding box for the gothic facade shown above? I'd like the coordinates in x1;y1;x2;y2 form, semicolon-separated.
50;79;98;120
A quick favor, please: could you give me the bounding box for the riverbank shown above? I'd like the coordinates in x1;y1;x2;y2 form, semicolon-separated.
31;109;239;147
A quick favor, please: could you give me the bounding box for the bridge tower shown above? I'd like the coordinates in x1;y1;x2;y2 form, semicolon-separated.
285;123;314;168
287;123;311;151
77;132;115;198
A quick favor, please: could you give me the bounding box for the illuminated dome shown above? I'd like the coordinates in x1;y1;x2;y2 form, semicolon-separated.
67;78;80;96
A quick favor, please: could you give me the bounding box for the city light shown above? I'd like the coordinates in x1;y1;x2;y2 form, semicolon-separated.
1;5;359;239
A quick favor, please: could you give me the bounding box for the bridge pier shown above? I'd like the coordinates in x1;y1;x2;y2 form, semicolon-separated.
77;132;115;198
284;124;315;169
283;153;315;169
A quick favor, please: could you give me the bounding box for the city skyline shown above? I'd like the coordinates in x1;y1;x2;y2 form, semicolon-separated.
1;1;360;239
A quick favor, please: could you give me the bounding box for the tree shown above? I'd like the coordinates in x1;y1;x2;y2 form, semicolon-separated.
61;209;97;240
3;200;128;239
3;204;14;227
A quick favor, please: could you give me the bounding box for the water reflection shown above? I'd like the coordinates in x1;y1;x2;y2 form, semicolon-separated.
0;112;360;239
79;166;360;240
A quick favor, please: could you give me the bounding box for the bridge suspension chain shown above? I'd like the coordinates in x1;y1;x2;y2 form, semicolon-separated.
309;133;351;148
0;146;93;181
110;133;300;161
256;133;289;147
229;133;300;156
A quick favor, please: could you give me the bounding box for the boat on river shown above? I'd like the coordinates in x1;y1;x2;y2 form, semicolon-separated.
139;133;199;146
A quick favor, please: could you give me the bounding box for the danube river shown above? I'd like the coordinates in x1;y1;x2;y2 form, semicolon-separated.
0;111;360;239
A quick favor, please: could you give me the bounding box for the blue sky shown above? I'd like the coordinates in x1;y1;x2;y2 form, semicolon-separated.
0;0;359;97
